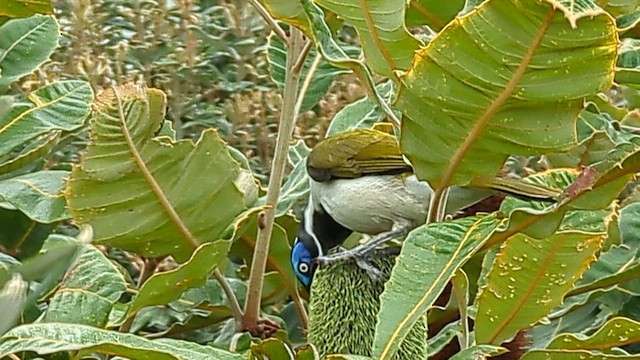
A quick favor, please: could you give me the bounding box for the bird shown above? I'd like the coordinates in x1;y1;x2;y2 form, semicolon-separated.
290;128;559;290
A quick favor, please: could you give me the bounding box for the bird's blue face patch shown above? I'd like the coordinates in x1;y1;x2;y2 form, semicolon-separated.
291;240;315;289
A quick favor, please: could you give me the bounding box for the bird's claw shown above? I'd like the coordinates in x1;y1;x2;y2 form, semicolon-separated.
316;248;385;282
354;257;385;282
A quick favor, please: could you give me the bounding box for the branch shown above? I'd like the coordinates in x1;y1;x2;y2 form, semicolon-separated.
241;28;307;334
119;256;163;333
249;0;288;44
213;269;244;330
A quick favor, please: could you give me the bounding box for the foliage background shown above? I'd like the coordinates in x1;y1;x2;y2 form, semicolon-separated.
2;0;640;359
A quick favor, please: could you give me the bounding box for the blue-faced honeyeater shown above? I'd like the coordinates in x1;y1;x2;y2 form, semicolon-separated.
290;128;559;290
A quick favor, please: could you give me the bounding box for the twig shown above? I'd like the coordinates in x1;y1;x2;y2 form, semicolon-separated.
213;269;244;330
241;28;307;334
293;51;322;115
291;285;309;330
292;39;314;75
248;0;288;44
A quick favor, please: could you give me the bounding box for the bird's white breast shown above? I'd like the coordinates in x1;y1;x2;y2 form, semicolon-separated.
310;174;496;235
310;174;431;235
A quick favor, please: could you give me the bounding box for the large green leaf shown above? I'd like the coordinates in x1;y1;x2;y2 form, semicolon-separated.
475;231;604;345
399;0;617;192
314;0;422;78
43;244;127;328
0;170;70;223
0;1;53;18
66;85;258;261
0;80;93;155
0;14;58;90
125;240;230;320
0;323;243;360
372;214;502;360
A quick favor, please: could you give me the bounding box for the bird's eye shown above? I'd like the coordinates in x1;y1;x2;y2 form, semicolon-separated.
298;263;309;274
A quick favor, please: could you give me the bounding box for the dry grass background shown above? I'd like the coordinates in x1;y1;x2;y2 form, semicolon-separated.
23;0;366;178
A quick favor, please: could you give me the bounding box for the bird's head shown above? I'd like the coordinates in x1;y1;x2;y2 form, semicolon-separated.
291;237;318;291
290;194;353;291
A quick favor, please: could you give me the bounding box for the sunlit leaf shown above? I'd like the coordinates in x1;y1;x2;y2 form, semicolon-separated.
475;232;604;345
373;214;502;360
399;0;617;192
66;85;258;261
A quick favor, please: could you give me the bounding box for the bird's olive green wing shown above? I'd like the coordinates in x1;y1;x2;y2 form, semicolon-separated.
307;129;413;182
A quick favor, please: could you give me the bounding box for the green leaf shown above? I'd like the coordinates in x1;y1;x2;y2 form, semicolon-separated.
522;349;640;359
0;14;58;90
546;109;622;168
548;317;640;350
325;81;395;137
267;34;355;113
399;0;617;191
299;0;400;126
126;240;230;319
258;140;310;216
314;0;422;78
43;244;127;328
295;344;320;360
260;0;310;35
475;232;604;345
0;131;59;177
231;214;297;300
449;345;507;360
567;243;640;298
0;233;87;286
0;170;70;223
250;338;295;360
0;206;53;259
405;0;466;31
0;80;93;155
66;85;257;261
0;323;243;360
372;214;502;360
0;1;53;18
